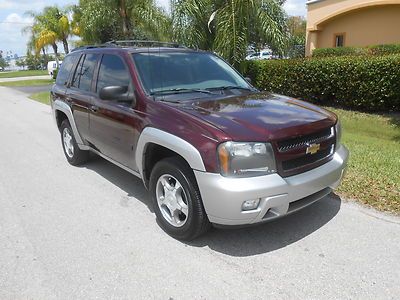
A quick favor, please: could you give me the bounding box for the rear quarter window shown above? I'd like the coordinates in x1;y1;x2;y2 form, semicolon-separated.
56;54;78;86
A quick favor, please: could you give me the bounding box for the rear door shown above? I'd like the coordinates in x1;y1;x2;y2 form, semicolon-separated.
66;53;100;142
52;54;79;108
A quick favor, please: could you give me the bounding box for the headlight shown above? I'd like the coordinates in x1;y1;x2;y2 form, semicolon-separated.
335;120;342;149
217;142;276;177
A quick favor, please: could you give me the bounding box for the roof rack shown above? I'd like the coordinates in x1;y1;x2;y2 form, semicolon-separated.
104;40;185;48
71;40;186;53
71;45;115;52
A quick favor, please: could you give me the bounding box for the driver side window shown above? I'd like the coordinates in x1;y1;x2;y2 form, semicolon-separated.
96;54;131;97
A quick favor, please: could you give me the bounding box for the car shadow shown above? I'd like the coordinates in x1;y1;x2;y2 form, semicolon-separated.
82;154;153;212
82;155;341;257
186;194;341;256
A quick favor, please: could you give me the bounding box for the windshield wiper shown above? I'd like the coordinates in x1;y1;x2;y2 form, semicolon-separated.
207;85;253;91
150;88;214;96
157;98;182;104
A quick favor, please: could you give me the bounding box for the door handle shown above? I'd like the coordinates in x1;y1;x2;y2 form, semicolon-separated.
90;105;99;112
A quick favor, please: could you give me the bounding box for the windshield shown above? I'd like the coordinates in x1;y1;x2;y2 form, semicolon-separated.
132;52;251;95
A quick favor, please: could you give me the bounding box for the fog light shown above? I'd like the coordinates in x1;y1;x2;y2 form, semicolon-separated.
242;199;260;211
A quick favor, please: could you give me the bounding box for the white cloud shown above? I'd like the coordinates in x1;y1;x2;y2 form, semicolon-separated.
0;13;33;56
0;0;46;10
284;0;307;16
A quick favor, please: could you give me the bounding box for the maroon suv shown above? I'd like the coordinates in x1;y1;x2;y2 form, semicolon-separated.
51;41;349;240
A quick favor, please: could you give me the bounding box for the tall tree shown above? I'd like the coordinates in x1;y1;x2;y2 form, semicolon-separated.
0;56;8;70
72;0;172;44
25;6;72;56
172;0;288;66
286;16;306;58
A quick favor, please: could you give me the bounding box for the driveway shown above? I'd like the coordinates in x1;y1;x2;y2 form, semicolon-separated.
0;87;399;299
10;84;52;94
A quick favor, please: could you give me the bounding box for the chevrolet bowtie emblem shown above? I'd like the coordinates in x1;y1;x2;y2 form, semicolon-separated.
306;143;320;155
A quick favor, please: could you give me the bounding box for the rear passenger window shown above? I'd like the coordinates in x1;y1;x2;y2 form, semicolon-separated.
56;54;77;86
97;54;130;93
71;54;99;92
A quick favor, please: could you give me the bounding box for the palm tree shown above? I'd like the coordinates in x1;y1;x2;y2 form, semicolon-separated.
129;0;172;41
172;0;288;66
25;6;72;57
72;0;172;44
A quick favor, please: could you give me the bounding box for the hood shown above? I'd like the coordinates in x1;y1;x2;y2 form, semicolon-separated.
177;92;337;141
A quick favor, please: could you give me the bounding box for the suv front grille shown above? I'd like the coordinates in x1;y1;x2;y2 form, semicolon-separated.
281;146;334;171
275;126;336;177
277;127;333;152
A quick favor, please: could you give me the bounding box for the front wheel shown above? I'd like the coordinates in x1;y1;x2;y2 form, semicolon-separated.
149;157;211;240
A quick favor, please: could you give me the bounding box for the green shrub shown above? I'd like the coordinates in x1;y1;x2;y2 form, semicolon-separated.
245;55;400;111
52;68;58;80
313;44;400;57
313;47;368;58
368;44;400;56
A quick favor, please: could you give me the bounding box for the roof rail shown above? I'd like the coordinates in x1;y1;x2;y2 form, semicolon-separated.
70;44;117;52
71;40;185;53
104;40;185;48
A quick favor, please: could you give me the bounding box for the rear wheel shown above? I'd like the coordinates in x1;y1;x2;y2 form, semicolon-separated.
149;157;211;240
60;119;89;166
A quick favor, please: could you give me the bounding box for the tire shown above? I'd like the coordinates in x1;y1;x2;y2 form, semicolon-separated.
149;157;211;240
60;119;89;166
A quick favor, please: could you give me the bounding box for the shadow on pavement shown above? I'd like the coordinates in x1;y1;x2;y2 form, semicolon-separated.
188;194;341;256
9;85;52;94
83;155;153;212
82;154;341;257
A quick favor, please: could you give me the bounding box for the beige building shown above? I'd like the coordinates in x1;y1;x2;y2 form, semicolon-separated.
306;0;400;56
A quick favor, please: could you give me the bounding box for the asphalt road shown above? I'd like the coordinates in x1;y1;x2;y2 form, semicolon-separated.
9;84;52;94
0;87;399;299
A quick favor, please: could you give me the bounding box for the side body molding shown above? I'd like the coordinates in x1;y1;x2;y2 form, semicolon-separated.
53;99;89;150
135;127;207;179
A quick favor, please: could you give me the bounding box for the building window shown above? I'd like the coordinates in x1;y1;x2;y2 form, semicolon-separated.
334;33;345;47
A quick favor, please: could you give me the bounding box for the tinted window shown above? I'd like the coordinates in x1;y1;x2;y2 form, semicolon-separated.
97;54;130;93
71;54;99;92
56;54;77;86
71;55;84;88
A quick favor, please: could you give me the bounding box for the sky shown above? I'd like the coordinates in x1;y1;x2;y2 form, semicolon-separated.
0;0;307;57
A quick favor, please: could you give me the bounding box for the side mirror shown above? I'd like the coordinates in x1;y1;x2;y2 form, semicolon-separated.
245;77;252;84
99;86;135;105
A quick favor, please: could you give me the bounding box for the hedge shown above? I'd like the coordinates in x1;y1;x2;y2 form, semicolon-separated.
245;55;400;111
313;44;400;58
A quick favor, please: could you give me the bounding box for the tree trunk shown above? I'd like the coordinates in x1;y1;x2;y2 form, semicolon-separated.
62;38;69;54
119;0;130;37
52;43;59;68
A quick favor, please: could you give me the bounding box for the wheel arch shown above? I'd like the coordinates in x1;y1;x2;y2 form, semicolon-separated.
136;127;206;188
53;99;88;149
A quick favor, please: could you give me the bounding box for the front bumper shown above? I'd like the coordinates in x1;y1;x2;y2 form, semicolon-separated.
194;145;349;226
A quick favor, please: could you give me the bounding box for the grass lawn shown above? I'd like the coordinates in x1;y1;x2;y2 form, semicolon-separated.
0;79;54;87
327;107;400;214
0;70;47;78
29;91;50;105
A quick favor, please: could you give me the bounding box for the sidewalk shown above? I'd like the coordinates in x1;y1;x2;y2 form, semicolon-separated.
0;75;50;82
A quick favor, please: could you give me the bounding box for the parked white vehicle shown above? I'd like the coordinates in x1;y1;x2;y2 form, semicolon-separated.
245;50;273;61
47;61;62;77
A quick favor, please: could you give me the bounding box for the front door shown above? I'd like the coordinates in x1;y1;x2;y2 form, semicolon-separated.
89;53;141;171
